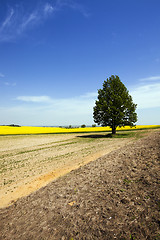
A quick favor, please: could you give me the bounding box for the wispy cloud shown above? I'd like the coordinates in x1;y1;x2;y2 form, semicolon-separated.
11;92;96;125
16;92;96;106
0;7;17;42
16;96;52;103
1;8;14;29
56;0;90;17
133;76;160;109
139;76;160;81
80;92;97;98
130;83;160;109
0;1;89;42
19;12;38;33
0;3;55;42
44;3;55;15
16;79;160;116
2;84;160;126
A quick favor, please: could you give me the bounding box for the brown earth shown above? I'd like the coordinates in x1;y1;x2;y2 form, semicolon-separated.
0;132;137;208
0;130;160;239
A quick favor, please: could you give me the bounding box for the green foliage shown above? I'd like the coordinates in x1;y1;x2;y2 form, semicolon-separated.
81;124;86;128
93;75;137;134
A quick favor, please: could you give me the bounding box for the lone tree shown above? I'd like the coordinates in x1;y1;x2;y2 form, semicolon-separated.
93;75;137;134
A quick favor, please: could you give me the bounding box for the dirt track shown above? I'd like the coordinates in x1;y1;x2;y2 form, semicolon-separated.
0;131;160;239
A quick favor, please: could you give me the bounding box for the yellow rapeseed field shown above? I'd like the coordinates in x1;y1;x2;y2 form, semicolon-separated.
0;125;159;135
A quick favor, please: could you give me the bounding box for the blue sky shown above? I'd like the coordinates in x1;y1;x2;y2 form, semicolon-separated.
0;0;160;126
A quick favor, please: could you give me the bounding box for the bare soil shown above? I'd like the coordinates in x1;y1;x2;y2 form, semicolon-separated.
0;132;136;208
0;130;160;239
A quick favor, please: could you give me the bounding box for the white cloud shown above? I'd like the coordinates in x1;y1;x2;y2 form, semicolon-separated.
10;93;97;125
44;3;54;15
80;92;97;98
16;92;97;104
130;83;160;109
1;85;160;126
140;76;160;81
16;96;52;103
0;7;16;42
19;13;38;32
13;82;160;124
0;4;54;42
1;8;14;30
0;1;88;42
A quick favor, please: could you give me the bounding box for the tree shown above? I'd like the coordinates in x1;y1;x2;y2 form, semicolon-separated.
93;75;137;134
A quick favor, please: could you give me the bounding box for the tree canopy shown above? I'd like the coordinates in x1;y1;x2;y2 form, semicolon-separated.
93;75;137;134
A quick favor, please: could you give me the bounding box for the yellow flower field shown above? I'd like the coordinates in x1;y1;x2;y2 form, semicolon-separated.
0;125;159;135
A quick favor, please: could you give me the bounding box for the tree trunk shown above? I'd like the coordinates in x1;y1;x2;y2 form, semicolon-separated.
112;126;116;134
